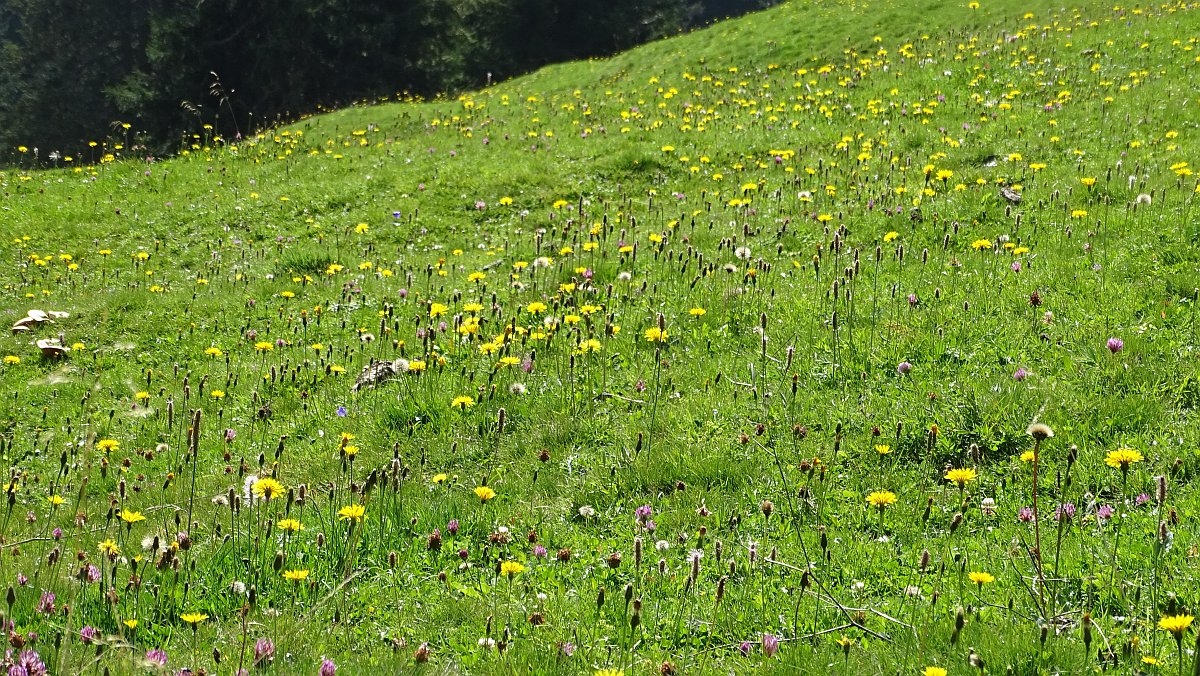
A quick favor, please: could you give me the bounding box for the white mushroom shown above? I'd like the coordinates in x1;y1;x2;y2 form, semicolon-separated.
36;338;70;359
12;317;41;332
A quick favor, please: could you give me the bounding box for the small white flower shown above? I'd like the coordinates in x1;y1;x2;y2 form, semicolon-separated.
242;475;258;500
655;540;671;552
981;498;997;516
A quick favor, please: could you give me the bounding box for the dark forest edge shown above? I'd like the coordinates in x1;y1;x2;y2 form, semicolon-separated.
0;0;780;165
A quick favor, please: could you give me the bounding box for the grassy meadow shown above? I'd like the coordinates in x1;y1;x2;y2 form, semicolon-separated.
2;0;1200;673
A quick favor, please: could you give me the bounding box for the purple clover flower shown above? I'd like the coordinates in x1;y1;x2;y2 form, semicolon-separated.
763;633;780;658
35;591;54;615
146;648;168;666
253;638;275;666
634;505;653;522
1055;503;1076;522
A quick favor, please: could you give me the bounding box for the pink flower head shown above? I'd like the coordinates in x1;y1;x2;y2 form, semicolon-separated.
146;648;168;666
762;633;780;657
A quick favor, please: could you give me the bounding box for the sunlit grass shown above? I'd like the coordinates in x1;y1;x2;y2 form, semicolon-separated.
1;0;1199;673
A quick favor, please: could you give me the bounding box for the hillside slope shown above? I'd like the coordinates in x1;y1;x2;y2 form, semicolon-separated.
1;0;1198;673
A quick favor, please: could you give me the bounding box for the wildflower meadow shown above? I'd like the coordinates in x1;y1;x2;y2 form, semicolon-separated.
1;0;1199;673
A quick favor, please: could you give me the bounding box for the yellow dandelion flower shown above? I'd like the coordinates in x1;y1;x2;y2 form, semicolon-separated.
338;504;366;522
474;486;497;503
968;571;994;586
252;477;285;501
1157;614;1194;637
181;612;208;625
277;519;304;532
1104;448;1143;470
945;468;978;486
500;561;526;577
866;491;897;509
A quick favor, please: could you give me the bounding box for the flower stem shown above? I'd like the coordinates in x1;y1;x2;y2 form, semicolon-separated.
1031;437;1046;611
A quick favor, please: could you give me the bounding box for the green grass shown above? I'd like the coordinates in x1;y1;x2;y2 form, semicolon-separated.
2;0;1200;673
